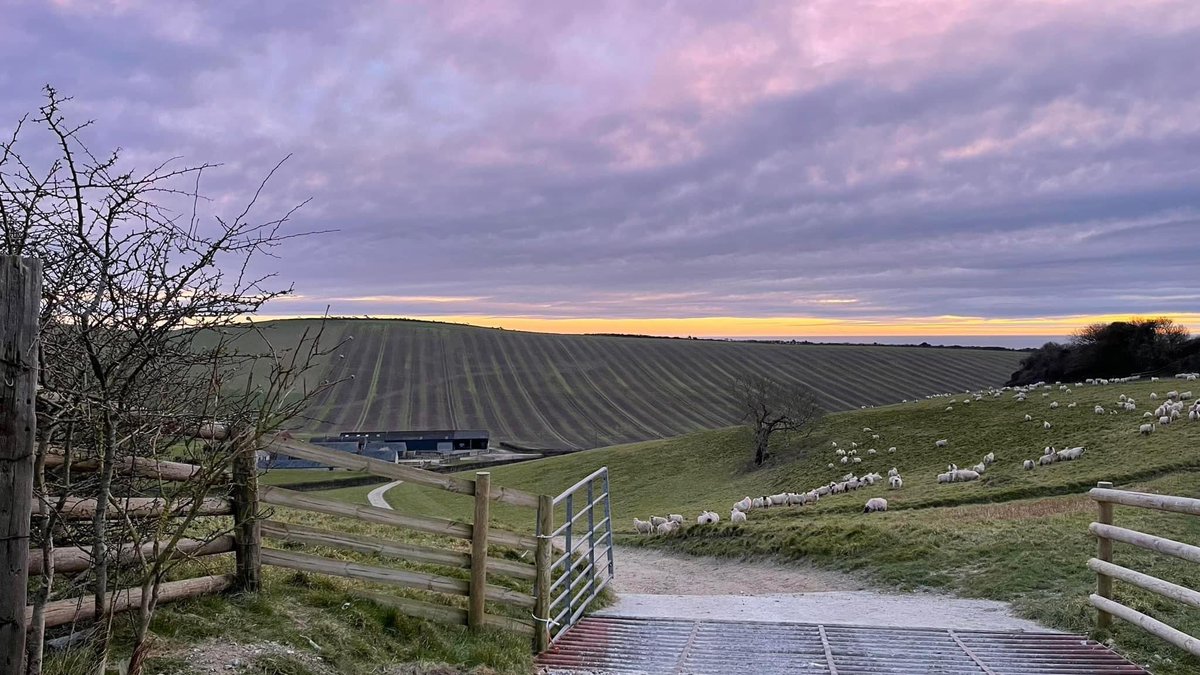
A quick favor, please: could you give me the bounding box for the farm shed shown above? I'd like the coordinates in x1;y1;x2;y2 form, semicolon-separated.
336;429;490;457
259;438;399;469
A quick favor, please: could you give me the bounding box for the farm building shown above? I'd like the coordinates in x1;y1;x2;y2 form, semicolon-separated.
334;429;490;457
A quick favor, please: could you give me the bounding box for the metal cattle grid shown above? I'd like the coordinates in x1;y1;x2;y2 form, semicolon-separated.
535;616;1148;674
539;466;615;644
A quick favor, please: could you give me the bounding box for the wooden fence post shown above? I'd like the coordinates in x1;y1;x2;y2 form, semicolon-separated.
0;255;41;672
534;494;553;652
469;472;491;631
231;433;262;593
1096;480;1114;630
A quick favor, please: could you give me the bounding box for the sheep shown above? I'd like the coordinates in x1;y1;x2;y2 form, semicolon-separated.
733;496;752;512
888;467;900;477
656;521;679;535
835;448;846;456
1150;392;1159;400
1191;410;1199;422
633;518;654;534
1067;402;1077;408
1168;390;1179;399
851;442;859;448
1140;423;1155;435
668;514;684;524
937;472;953;483
730;509;747;524
972;462;987;474
863;427;873;433
889;475;903;489
946;406;954;412
1159;415;1172;426
650;516;668;527
983;452;995;465
827;462;835;469
867;448;877;455
1144;412;1154;419
1059;446;1085;461
831;441;839;447
840;456;849;464
696;511;719;525
1038;453;1057;466
752;497;767;509
864;497;888;513
948;463;958;472
953;469;981;482
935;439;949;448
888;446;897;453
872;434;880;440
768;493;788;506
1024;414;1033;422
1183;391;1194;399
1023;459;1035;470
1095;405;1105;415
1043;421;1052;430
1050;401;1059;409
852;456;862;464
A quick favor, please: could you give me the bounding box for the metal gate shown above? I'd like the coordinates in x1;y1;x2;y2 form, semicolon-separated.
535;466;614;646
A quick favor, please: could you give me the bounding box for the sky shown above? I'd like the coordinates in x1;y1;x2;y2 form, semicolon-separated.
3;0;1199;346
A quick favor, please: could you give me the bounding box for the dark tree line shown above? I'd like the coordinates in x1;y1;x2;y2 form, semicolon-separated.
1007;318;1199;386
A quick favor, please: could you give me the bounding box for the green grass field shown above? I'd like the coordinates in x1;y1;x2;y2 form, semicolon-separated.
382;377;1200;672
245;318;1025;449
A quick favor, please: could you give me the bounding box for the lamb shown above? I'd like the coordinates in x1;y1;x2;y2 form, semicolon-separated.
1024;414;1033;422
1050;401;1059;409
1140;423;1155;435
867;448;877;455
1067;402;1077;408
889;475;903;489
872;434;880;440
1023;459;1035;470
864;497;888;513
840;456;849;464
852;456;862;464
1159;415;1171;426
937;472;953;483
935;439;949;448
1043;421;1052;430
972;462;987;474
730;509;747;524
888;446;897;453
1094;405;1105;415
835;448;846;456
1150;392;1158;400
888;467;900;477
983;452;995;465
733;496;752;512
650;516;668;527
946;406;954;412
668;514;684;524
633;518;654;534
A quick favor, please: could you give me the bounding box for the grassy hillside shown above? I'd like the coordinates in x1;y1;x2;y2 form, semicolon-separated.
384;377;1200;672
261;318;1024;449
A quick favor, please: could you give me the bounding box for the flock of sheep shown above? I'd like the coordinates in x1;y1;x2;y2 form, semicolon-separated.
631;372;1200;535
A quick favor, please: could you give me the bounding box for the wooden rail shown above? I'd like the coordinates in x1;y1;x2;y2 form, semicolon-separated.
43;453;204;482
32;496;233;520
27;536;235;576
264;437;539;508
260;520;535;581
24;574;233;629
1088;481;1200;657
359;590;534;635
261;548;534;609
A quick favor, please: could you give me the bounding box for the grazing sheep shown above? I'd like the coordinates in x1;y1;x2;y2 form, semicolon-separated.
888;446;897;453
835;448;846;456
872;434;880;440
1095;406;1105;415
831;441;839;447
1159;415;1172;426
656;521;679;535
1043;421;1052;430
827;462;835;469
889;475;903;489
936;439;949;448
1139;423;1155;435
1024;414;1033;422
864;497;888;513
1182;391;1193;399
734;497;752;512
1038;453;1057;466
1150;392;1158;400
983;452;995;465
1023;459;1035;470
752;497;767;509
1144;412;1154;419
695;511;717;525
1067;402;1077;408
1191;410;1199;422
953;469;981;482
1050;401;1059;409
840;456;849;464
730;509;747;524
633;518;654;534
851;442;859;448
650;516;668;527
867;448;877;455
852;456;862;464
972;462;987;474
945;406;954;412
1059;446;1085;461
768;493;788;506
863;427;873;433
948;463;958;472
668;514;684;524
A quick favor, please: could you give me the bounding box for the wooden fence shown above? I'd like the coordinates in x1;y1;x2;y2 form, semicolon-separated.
256;438;555;643
1089;481;1200;657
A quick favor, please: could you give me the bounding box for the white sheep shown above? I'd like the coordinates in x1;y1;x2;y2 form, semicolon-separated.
888;446;897;453
696;511;719;525
1023;459;1035;470
863;427;872;432
935;439;949;448
633;518;654;534
827;462;835;469
1159;415;1172;426
1094;405;1105;415
867;448;877;455
1050;401;1059;409
1191;410;1199;422
768;493;788;506
752;497;767;509
1058;446;1085;461
872;434;880;440
972;462;987;473
1139;423;1155;435
888;467;900;477
953;469;981;482
983;452;995;465
1024;414;1033;422
730;509;747;524
733;496;752;512
1150;392;1158;400
656;521;679;535
946;406;954;412
650;516;668;527
852;456;862;464
864;497;888;513
889;475;903;489
1067;402;1077;408
1043;421;1052;430
1038;453;1056;466
937;472;953;483
840;456;849;464
835;448;846;456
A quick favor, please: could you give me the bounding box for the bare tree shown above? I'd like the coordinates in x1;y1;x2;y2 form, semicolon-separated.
2;87;343;675
732;374;823;466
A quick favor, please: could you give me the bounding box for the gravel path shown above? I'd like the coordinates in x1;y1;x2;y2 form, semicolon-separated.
598;545;1052;632
367;480;402;509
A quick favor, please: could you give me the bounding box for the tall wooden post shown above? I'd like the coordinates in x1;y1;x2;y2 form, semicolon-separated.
0;255;41;672
534;494;554;652
231;433;262;593
1096;480;1114;630
469;472;491;631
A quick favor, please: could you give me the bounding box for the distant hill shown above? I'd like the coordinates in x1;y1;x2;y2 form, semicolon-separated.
264;318;1024;449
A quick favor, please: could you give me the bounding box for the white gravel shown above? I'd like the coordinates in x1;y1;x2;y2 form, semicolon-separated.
599;545;1053;632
